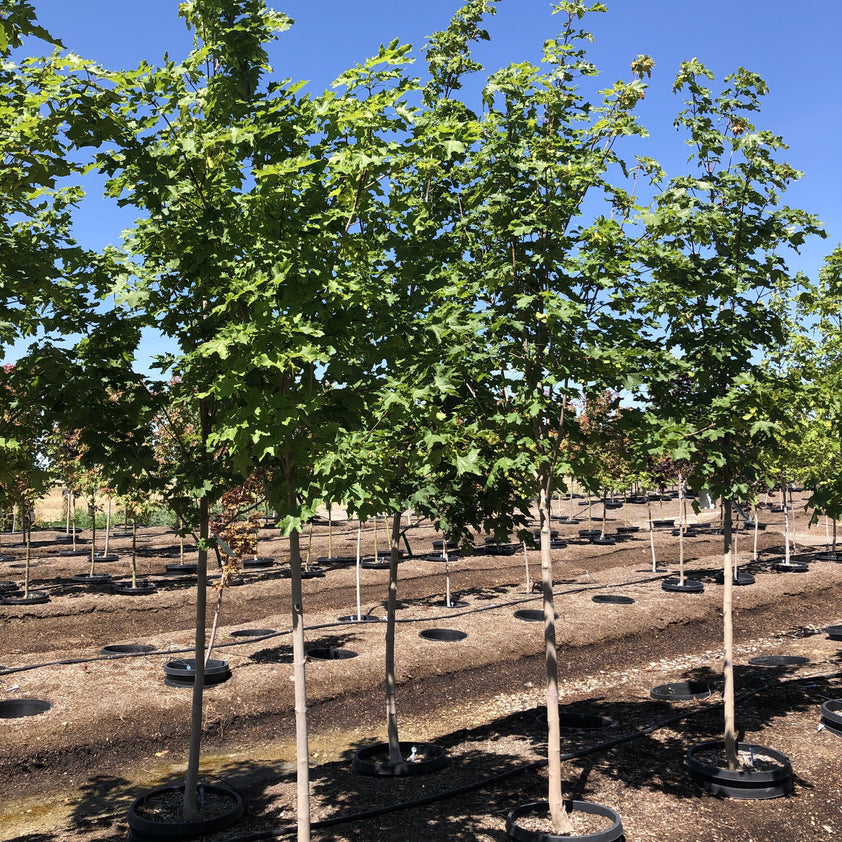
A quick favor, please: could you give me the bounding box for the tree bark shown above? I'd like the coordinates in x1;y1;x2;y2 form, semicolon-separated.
289;523;311;842
183;494;208;820
722;500;738;769
386;510;402;766
540;480;573;834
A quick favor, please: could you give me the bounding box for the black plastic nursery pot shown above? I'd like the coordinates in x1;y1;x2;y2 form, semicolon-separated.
163;563;198;575
748;655;810;668
306;647;358;661
662;577;704;593
115;581;157;596
101;643;156;656
514;609;555;622
1;589;49;605
229;628;276;639
127;783;244;840
589;535;616;545
536;710;615;732
163;658;230;688
316;556;356;565
825;625;842;641
72;572;113;585
0;698;52;718
686;741;793;799
714;570;755;586
815;551;840;561
506;800;623;842
577;529;601;539
771;560;809;573
591;594;634;605
361;557;392;568
419;628;467;642
352;741;447;777
338;613;382;623
93;553;120;563
616;525;639;534
651;518;675;529
820;699;842;737
651;680;715;701
242;556;274;569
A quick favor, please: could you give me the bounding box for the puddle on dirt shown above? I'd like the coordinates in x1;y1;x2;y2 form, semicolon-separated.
0;731;363;838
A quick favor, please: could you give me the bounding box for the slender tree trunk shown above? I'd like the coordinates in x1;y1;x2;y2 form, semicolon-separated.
88;494;97;577
183;495;209;820
539;479;573;834
386;510;402;766
522;540;531;594
104;498;111;556
130;519;138;588
647;497;657;573
355;523;362;622
289;521;311;842
677;474;685;586
722;501;738;769
23;519;31;599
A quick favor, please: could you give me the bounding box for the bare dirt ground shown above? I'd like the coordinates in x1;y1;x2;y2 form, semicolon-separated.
2;493;842;841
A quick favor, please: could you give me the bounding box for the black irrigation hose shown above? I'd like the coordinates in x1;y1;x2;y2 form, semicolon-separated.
212;666;842;842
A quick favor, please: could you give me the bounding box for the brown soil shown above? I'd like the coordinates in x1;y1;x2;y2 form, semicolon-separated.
2;495;842;841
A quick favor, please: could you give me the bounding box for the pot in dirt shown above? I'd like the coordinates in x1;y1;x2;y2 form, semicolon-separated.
535;710;615;733
824;625;842;641
651;680;714;701
714;570;755;586
686;740;793;799
1;589;49;605
771;560;809;573
306;647;358;661
163;658;231;688
72;572;112;585
662;578;704;593
352;740;447;776
505;799;623;842
591;594;634;605
616;525;639;534
651;518;675;529
114;581;157;596
0;698;52;718
819;699;842;737
747;655;809;668
418;628;467;642
101;643;156;656
127;782;244;840
514;608;558;622
164;563;198;575
589;535;616;545
242;556;274;569
815;551;840;561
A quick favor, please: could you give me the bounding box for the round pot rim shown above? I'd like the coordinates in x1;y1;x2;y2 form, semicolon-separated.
127;782;244;837
506;799;623;842
352;740;447;776
686;740;793;783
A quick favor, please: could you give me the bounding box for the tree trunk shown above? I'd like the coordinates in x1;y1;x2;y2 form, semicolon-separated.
722;501;738;769
183;495;208;820
289;523;311;842
677;474;685;586
539;481;573;834
88;494;97;577
386;510;402;766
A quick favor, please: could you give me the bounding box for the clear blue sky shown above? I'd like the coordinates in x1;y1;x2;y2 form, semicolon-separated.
11;0;842;367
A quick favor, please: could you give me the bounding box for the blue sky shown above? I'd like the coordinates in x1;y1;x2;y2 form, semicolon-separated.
10;0;842;367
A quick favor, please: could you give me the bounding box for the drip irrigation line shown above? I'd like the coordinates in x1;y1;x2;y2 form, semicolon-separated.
208;666;842;842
